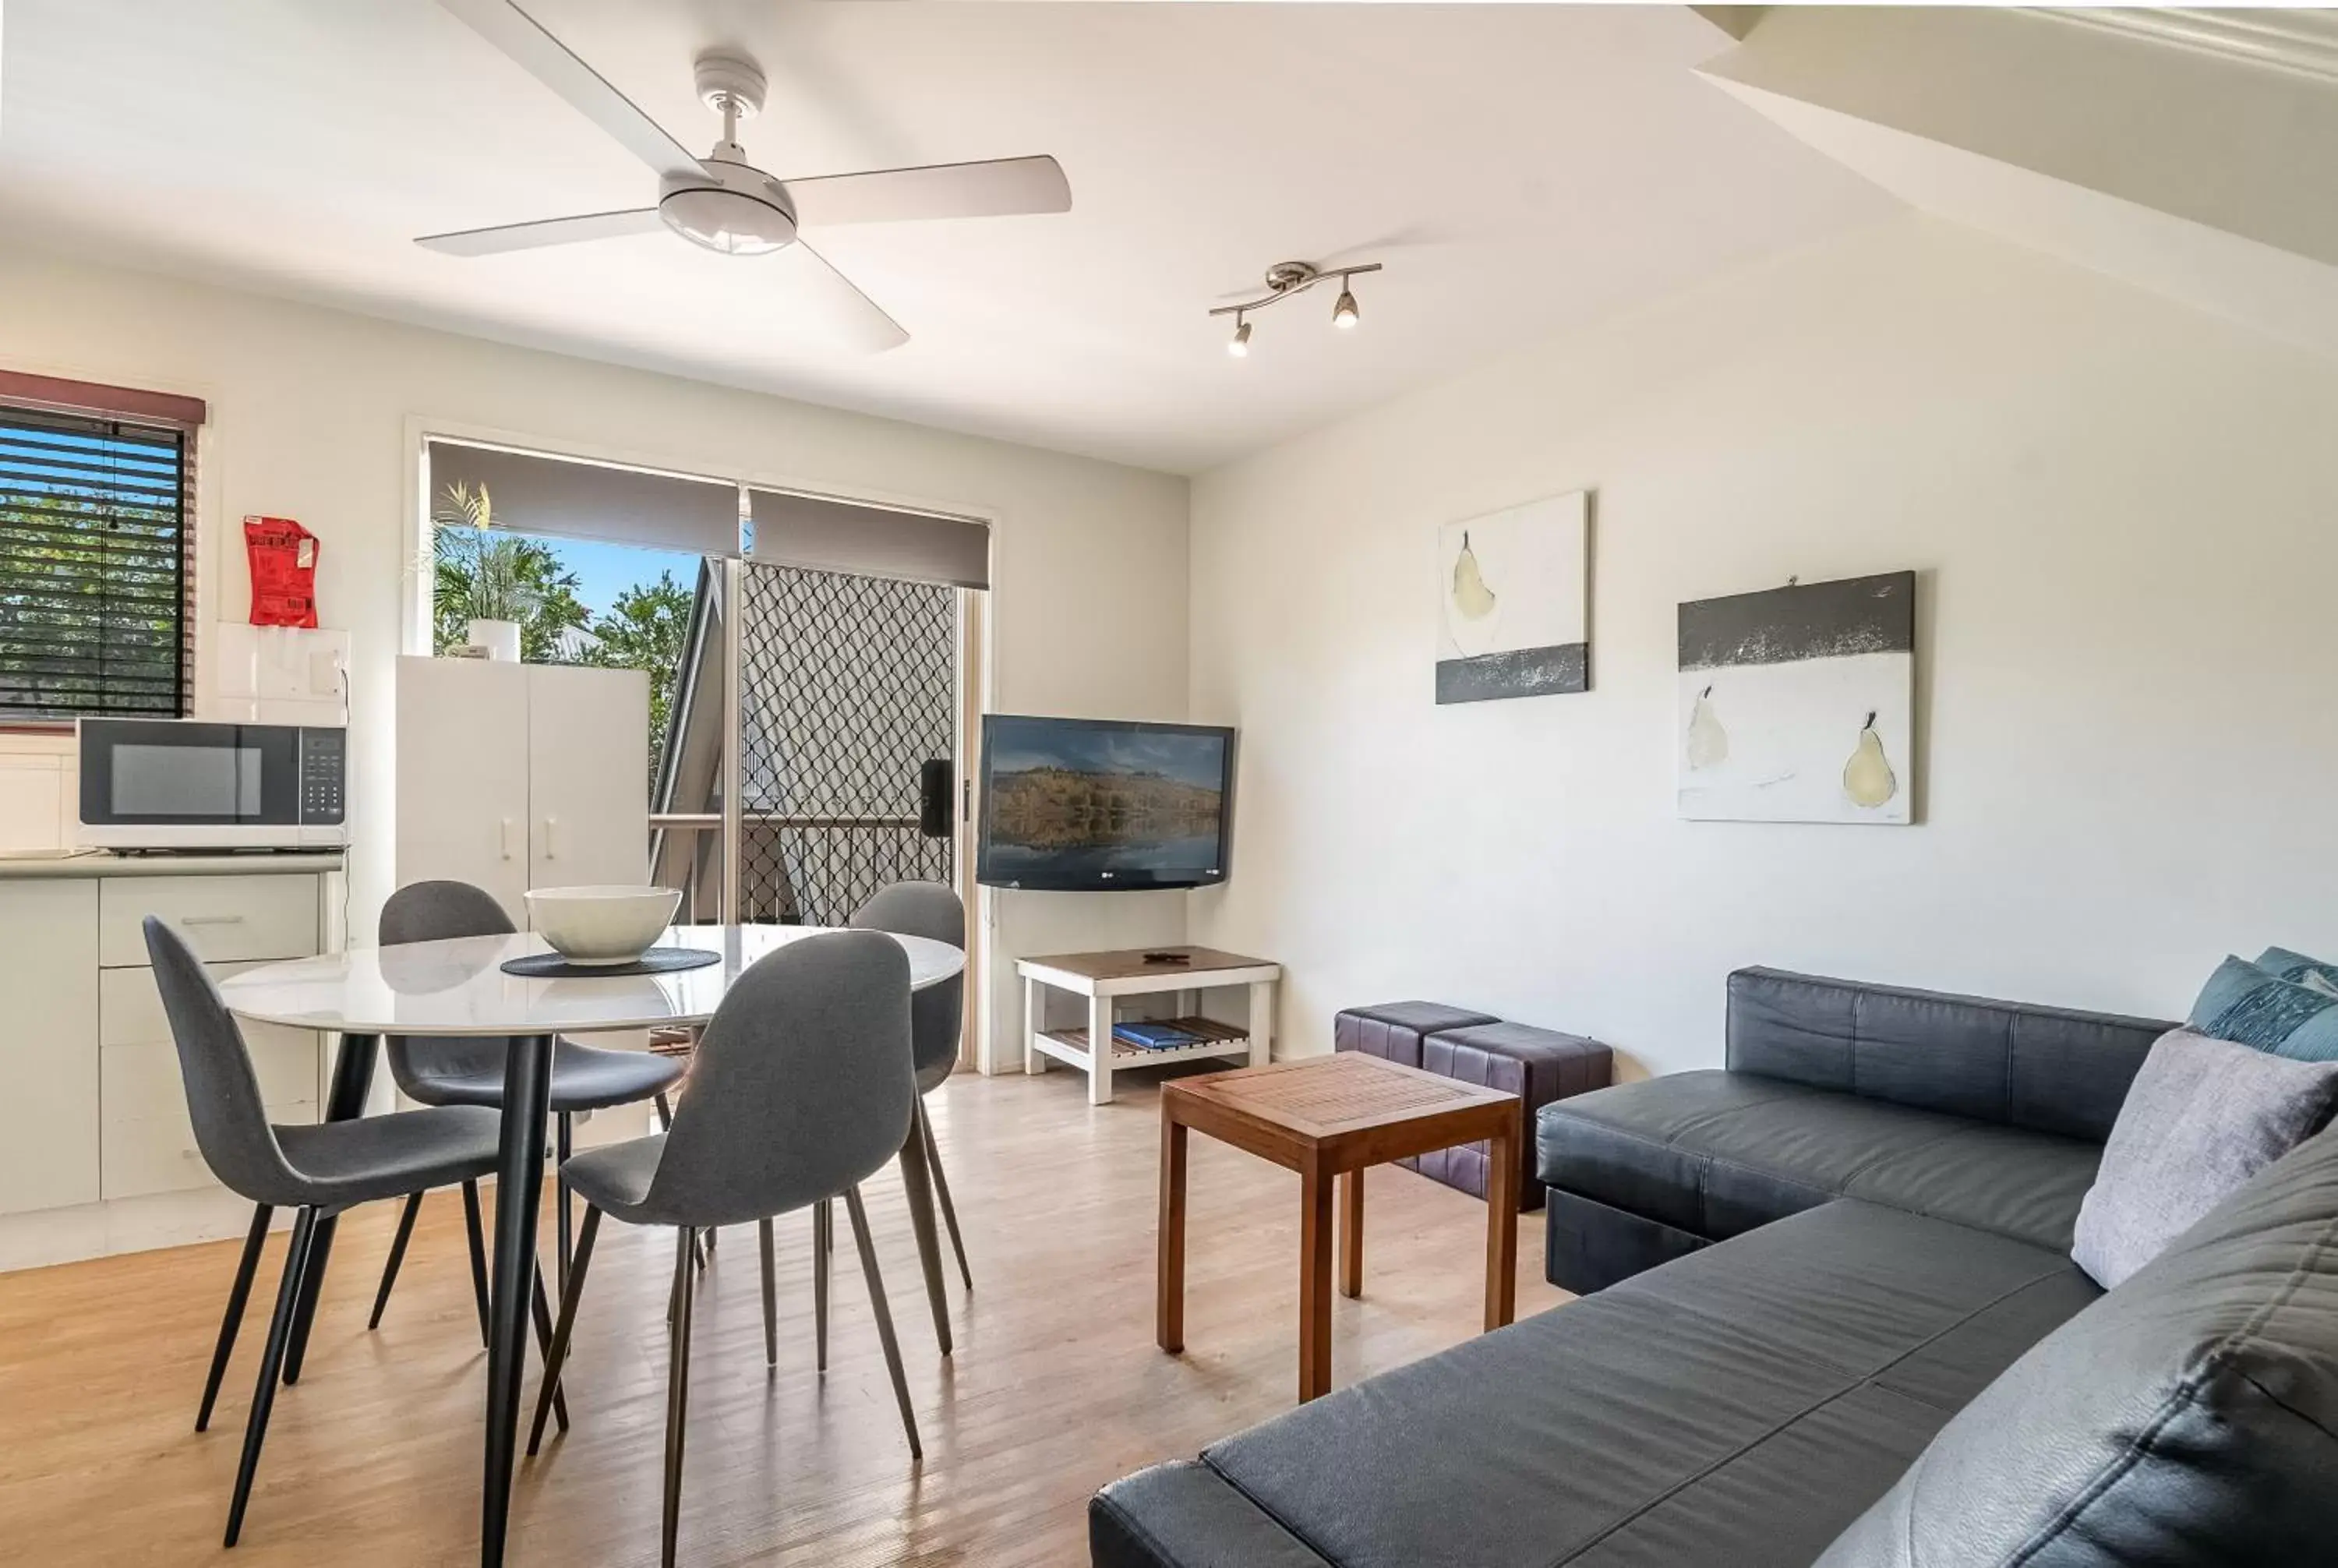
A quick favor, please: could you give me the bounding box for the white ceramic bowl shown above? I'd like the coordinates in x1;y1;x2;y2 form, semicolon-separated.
524;885;682;966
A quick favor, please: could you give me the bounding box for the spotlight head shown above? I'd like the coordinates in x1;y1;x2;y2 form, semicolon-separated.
1333;283;1360;330
1229;316;1252;358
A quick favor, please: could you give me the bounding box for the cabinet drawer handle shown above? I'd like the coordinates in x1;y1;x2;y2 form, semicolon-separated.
182;914;247;927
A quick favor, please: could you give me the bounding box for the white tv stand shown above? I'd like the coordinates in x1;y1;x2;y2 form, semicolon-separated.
1019;945;1281;1105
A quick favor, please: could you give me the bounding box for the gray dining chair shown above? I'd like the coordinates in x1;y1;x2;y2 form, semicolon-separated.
144;916;507;1548
526;929;923;1568
849;880;973;1296
366;879;687;1327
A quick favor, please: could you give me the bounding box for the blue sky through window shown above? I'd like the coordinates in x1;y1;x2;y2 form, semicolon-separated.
544;535;705;620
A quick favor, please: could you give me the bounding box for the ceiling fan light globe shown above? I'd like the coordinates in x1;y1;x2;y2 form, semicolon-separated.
659;184;796;256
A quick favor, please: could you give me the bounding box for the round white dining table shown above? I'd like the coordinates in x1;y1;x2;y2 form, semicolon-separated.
216;923;966;1568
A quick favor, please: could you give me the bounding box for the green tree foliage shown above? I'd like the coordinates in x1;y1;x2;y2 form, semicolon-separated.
432;519;694;786
576;570;694;783
431;528;592;663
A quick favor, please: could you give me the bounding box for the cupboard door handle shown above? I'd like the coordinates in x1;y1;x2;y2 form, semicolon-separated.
500;817;517;861
545;816;560;860
182;914;246;926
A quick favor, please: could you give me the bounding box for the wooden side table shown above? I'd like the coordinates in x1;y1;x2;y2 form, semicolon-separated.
1156;1051;1521;1403
1019;945;1280;1105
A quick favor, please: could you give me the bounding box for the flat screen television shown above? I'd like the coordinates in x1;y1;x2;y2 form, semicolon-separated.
975;715;1235;892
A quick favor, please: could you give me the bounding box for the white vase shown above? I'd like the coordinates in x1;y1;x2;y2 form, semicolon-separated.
468;618;521;662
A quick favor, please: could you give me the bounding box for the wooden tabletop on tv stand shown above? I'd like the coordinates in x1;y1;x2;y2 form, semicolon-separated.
1019;945;1277;981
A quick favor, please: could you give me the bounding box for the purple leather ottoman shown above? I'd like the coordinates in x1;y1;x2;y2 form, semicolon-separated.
1336;1004;1612;1211
1333;1001;1497;1069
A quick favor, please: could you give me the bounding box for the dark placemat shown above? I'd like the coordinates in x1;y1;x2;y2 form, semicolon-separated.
501;947;721;979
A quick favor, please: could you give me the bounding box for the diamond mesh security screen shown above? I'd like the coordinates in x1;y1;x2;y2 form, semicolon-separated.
737;561;955;925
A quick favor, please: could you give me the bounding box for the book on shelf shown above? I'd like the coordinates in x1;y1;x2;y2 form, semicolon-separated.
1113;1020;1202;1051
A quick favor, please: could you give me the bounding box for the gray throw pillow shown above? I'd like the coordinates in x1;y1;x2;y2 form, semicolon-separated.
2071;1027;2338;1289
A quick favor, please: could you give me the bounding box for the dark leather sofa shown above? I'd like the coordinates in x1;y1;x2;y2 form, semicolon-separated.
1092;969;2338;1567
1541;967;2168;1293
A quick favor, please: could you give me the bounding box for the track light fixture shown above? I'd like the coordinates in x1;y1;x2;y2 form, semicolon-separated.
1209;260;1382;357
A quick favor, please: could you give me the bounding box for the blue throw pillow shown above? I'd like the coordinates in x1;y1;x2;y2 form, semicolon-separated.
2191;955;2338;1061
2257;946;2338;991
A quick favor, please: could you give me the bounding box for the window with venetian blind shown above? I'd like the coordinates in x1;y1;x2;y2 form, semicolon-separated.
0;373;205;720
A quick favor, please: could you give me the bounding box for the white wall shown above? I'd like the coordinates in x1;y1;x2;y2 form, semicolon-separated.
1188;214;2338;1079
0;244;1191;1060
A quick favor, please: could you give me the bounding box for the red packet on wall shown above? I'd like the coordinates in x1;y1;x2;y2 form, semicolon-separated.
245;515;320;628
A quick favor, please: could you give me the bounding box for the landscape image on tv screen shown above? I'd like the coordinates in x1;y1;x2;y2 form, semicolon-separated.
981;719;1228;885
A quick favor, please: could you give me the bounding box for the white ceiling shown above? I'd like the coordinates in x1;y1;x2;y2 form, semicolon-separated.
0;2;1892;473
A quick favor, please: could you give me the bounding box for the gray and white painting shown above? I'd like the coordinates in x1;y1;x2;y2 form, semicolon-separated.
1436;491;1589;705
1676;571;1914;825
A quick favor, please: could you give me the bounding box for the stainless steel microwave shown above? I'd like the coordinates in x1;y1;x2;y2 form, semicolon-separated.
76;719;348;849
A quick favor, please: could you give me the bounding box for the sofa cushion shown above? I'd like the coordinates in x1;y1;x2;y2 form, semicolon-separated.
1725;968;2169;1140
1539;1070;2105;1251
1178;1201;2092;1568
2189;953;2338;1061
2072;1027;2338;1289
1817;1125;2338;1568
2258;945;2338;989
1091;1460;1334;1568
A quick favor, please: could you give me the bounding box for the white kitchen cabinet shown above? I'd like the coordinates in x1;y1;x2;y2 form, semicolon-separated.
527;662;652;892
0;860;332;1223
395;655;532;916
97;957;320;1200
397;656;648;924
0;880;101;1215
97;874;324;967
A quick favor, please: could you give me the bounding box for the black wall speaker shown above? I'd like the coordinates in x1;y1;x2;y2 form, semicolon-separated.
918;758;954;839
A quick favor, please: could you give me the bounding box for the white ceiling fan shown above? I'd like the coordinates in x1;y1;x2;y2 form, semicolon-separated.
416;0;1073;351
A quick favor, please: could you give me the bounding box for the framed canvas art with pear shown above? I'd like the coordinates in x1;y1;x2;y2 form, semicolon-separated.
1676;570;1915;825
1435;491;1590;704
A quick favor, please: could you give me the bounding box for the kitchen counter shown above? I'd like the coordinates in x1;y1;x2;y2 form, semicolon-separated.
0;850;346;880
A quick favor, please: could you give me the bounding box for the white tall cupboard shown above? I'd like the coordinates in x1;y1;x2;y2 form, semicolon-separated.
395;657;650;923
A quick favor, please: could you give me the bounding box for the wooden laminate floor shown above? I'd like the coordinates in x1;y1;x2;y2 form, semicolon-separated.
0;1069;1568;1566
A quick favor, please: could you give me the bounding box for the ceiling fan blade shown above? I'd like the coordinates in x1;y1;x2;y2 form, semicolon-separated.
788;240;910;354
416;207;665;256
434;0;704;183
785;154;1071;228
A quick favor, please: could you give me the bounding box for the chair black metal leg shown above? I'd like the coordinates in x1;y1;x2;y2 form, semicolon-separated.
555;1113;574;1297
283;1032;376;1386
198;1203;273;1432
530;1255;570;1436
224;1206;316;1547
368;1192;423;1332
920;1103;973;1292
813;1199;831;1373
842;1185;921;1460
528;1206;600;1457
461;1178;491;1348
758;1217;778;1368
894;1106;953;1355
661;1226;698;1568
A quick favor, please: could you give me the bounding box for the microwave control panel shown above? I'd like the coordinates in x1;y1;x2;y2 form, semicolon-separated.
298;727;346;825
